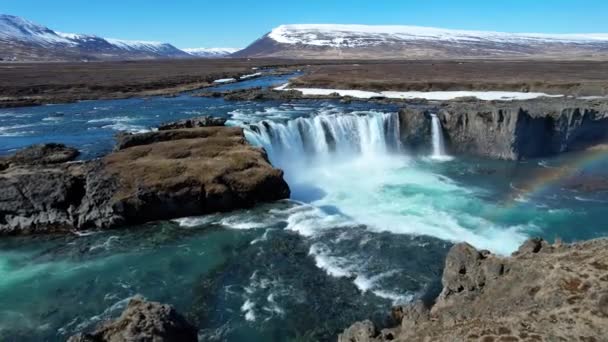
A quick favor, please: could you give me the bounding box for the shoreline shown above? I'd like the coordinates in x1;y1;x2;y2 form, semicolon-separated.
338;237;608;341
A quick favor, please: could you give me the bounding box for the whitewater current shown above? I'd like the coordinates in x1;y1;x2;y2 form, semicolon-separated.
219;105;547;310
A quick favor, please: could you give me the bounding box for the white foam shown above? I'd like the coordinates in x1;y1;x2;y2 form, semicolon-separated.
574;196;608;203
100;123;150;133
309;243;353;278
241;299;256;321
173;216;217;228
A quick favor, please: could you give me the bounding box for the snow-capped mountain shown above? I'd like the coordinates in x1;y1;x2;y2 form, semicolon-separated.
233;24;608;59
0;14;189;61
183;47;240;58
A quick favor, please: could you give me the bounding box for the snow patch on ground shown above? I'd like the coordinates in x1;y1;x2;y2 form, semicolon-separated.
239;72;262;80
213;78;237;84
277;86;564;101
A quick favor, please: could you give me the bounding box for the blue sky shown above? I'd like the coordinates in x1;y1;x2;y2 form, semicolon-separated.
2;0;608;48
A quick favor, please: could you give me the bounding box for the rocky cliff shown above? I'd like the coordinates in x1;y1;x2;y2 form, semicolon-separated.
338;238;608;342
399;99;608;159
0;124;290;234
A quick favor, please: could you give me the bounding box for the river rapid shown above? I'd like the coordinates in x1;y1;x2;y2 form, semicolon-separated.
1;75;607;341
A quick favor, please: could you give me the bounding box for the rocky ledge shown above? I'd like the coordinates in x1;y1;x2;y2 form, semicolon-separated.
0;121;290;235
400;98;608;160
339;238;608;342
68;296;198;342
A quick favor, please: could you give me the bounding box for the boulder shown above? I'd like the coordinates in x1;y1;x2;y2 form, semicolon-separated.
0;143;78;169
337;320;378;342
513;237;549;255
68;296;198;342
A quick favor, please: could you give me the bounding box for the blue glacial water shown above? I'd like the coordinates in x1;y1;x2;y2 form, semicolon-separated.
1;74;607;341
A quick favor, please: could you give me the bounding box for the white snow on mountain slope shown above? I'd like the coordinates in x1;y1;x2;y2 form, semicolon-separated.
183;47;240;57
0;14;188;59
0;14;74;45
268;24;608;47
105;38;171;52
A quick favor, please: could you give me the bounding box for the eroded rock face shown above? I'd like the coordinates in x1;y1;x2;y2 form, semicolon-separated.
337;320;378;342
0;126;290;234
399;99;608;159
339;238;608;341
68;296;198;342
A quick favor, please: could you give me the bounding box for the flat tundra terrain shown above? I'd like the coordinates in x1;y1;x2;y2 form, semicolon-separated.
292;60;608;96
1;59;607;108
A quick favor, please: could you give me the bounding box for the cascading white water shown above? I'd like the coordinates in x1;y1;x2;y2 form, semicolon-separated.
244;111;401;168
242;108;526;256
430;113;448;159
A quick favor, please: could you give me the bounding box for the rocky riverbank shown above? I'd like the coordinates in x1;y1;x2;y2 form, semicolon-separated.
0;119;290;234
338;238;608;342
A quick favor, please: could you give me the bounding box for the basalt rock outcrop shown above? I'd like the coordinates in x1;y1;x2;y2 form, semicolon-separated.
0;126;290;235
399;98;608;159
68;296;198;342
198;87;341;102
0;143;79;170
338;238;608;342
157;116;227;130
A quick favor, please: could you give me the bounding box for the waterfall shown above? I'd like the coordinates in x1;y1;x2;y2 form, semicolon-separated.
430;114;449;160
244;111;401;168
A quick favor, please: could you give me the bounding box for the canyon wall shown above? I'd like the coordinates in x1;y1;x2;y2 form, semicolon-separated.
399;99;608;159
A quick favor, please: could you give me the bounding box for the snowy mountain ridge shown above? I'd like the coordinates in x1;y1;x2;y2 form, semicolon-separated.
183;47;240;57
0;14;189;61
268;24;608;47
234;23;608;59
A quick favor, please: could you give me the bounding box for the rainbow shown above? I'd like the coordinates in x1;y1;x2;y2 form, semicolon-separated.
505;145;608;206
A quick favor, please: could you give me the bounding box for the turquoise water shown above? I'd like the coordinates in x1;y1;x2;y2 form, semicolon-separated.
1;75;607;341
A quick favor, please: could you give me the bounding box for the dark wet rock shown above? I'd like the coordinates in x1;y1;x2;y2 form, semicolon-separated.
0;127;290;235
340;238;608;341
0;143;78;169
398;98;608;159
0;164;87;233
68;296;198;342
337;320;378;342
158;116;226;130
398;108;431;153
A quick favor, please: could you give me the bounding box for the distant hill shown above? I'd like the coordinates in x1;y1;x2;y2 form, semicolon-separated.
233;24;608;59
182;47;241;58
0;14;190;61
